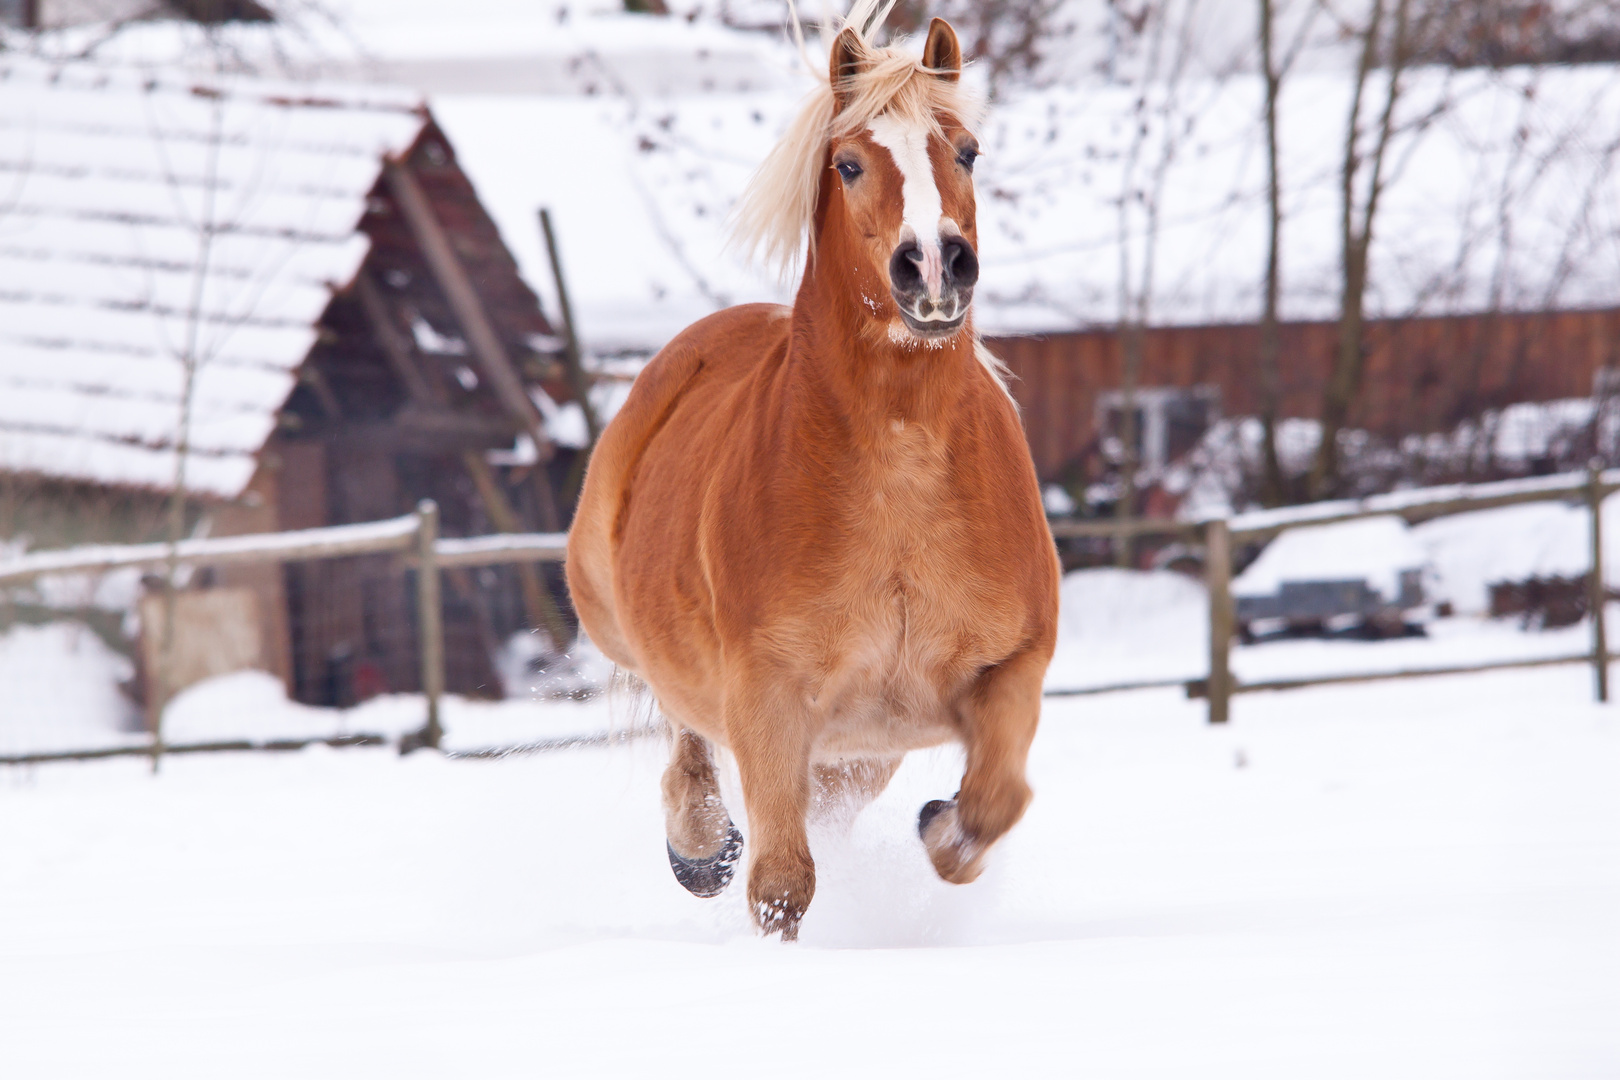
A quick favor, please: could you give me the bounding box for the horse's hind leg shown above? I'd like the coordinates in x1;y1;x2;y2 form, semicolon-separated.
921;648;1046;884
812;757;902;823
662;727;743;898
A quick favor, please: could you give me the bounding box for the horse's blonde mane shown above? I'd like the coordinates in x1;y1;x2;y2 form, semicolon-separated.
729;0;986;278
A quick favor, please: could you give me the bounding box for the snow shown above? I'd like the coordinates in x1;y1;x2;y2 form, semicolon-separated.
0;621;142;755
428;92;786;354
1412;492;1620;615
1233;515;1427;601
433;531;569;565
160;668;636;753
0;665;1615;1076
1049;568;1208;690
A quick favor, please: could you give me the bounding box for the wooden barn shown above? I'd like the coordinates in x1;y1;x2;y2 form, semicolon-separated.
0;58;579;710
987;306;1620;489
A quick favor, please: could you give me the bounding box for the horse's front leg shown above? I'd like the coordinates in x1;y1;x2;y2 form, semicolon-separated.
662;727;743;898
921;647;1047;884
725;670;815;940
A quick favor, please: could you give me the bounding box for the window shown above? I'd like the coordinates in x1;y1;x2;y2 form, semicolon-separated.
1095;385;1220;473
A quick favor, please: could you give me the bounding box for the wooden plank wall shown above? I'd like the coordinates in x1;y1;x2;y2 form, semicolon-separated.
987;307;1620;481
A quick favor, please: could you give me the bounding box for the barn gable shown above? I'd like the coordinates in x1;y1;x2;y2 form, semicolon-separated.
0;56;576;709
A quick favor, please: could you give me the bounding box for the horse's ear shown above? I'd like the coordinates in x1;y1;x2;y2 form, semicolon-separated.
829;26;867;111
922;18;962;82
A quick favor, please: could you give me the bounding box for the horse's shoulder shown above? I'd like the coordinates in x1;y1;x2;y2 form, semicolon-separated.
676;303;793;381
632;303;789;401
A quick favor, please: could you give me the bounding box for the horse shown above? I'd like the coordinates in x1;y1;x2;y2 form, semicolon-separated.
565;3;1059;940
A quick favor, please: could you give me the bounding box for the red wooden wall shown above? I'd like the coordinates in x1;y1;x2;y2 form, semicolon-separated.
987;307;1620;481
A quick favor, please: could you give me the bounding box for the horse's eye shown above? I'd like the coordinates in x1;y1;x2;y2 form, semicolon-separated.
836;160;863;184
957;148;979;173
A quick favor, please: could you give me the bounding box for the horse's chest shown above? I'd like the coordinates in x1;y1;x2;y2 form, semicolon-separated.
810;437;997;736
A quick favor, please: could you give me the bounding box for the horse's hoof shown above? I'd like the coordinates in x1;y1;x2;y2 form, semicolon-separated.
667;824;744;898
917;798;953;840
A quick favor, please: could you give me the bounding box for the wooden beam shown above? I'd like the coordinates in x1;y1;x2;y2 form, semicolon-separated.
539;207;601;445
383;159;564;532
353;260;572;645
325;414;521;454
297;365;344;419
1205;517;1233;725
413;499;444;750
383;160;552;455
1049;517;1201;540
355;271;442;406
1185;652;1593;699
459;447;573;648
1589;463;1609;703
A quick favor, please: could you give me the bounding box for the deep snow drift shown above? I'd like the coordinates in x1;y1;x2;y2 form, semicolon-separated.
0;666;1615;1077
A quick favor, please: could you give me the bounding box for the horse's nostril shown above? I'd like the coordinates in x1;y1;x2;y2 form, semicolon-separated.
942;238;979;289
889;241;924;291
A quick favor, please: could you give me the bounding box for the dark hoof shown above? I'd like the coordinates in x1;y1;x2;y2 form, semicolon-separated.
918;798;953;840
667;824;744;898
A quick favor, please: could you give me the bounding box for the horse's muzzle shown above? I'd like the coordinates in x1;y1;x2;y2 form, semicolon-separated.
889;236;978;338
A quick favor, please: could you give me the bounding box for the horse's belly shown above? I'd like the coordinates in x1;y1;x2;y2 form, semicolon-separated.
809;629;973;760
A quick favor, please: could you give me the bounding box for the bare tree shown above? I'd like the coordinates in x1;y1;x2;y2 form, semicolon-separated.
143;30;305;762
1254;0;1323;505
1106;0;1226;559
903;0;1073;94
1306;0;1419;499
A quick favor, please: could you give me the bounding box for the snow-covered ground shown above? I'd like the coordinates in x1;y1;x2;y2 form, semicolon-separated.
0;666;1615;1077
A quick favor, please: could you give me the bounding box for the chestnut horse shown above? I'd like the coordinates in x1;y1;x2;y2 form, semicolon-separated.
566;4;1058;939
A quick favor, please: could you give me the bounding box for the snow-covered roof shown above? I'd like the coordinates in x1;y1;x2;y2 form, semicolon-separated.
13;3;801;97
0;57;424;497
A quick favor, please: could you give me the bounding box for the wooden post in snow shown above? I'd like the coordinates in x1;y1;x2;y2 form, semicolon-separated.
1205;517;1234;725
415;499;445;749
539;207;600;446
1588;463;1608;703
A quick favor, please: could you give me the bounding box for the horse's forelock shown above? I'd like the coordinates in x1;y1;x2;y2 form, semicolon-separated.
727;41;982;282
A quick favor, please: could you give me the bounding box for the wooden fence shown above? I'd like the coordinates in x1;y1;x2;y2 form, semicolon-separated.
0;500;573;767
5;464;1617;764
1053;464;1620;723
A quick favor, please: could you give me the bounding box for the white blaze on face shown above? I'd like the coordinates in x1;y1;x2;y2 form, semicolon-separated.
867;113;946;301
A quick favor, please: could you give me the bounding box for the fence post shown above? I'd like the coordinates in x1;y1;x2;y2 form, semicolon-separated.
1588;463;1608;704
1206;517;1234;724
415;499;445;749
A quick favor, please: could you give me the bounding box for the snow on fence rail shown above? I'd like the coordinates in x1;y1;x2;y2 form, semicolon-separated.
1053;464;1619;722
0;514;424;587
0;500;578;768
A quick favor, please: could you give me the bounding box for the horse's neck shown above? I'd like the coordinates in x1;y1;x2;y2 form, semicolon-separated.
788;273;975;436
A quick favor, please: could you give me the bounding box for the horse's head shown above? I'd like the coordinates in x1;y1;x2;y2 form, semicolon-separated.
821;19;979;344
730;8;987;350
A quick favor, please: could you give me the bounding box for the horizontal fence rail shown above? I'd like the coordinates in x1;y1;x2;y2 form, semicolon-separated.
1224;467;1620;542
0;513;423;587
0;502;577;767
1048;464;1618;721
0;734;386;768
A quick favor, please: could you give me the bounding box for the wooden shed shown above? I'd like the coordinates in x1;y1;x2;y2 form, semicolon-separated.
987;306;1620;485
0;57;578;710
